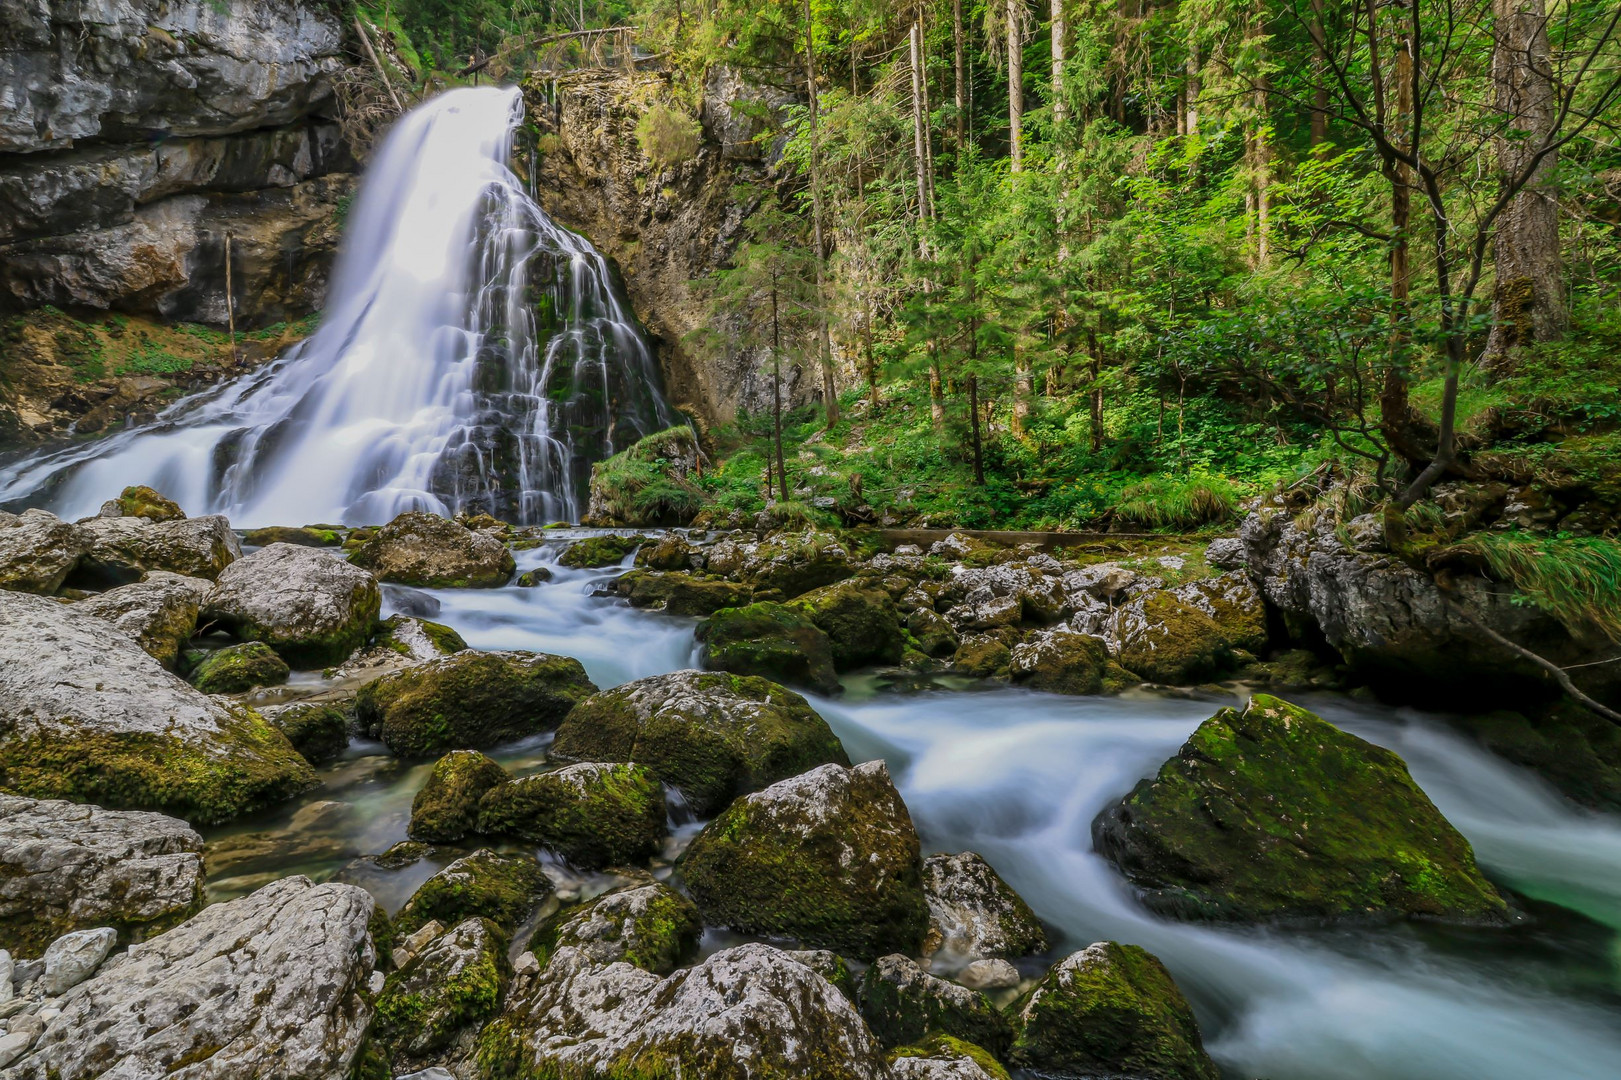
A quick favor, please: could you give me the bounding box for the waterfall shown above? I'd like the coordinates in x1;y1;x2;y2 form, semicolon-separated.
0;86;674;527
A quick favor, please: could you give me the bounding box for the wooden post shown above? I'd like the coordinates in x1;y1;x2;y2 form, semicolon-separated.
355;18;403;112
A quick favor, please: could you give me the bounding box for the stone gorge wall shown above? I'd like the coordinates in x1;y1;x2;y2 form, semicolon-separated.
525;67;828;425
0;0;354;325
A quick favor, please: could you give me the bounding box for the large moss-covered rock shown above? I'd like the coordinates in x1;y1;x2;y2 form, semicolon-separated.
581;426;703;528
922;852;1047;962
348;511;515;587
357;649;596;758
636;533;702;570
1008;942;1219;1080
242;525;344;548
1009;628;1116;695
558;533;646;568
477;762;667;870
0;508;89;593
907;608;960;658
551;670;849;815
1110;591;1234;684
707;530;856;598
75;570;210;669
789;580;905;669
112;485;185;522
1093;695;1509;923
395;849;553;938
373;916;509;1064
477;942;890;1080
189;641;290;694
263;701;350;764
374;613;468;659
0;795;204;955
1171;572;1270;654
679;761;929;960
0;591;315;824
859;954;1011;1054
76;513;241;584
202;542;380;667
539;880;702;974
695;602;840;695
410;750;510;843
889;1035;1011;1080
615;568;755;615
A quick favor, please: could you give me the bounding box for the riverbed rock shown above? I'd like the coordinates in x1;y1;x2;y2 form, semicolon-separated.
74;513;241;585
1009;628;1120;695
1;875;375;1080
242;525;343;548
189;640;290;694
679;761;929;959
1109;591;1234;684
262;701;350;764
921;852;1047;963
394;850;552;939
553;670;849;815
1093;695;1509;923
944;564;1068;631
614;569;755;615
695;602;841;694
478;942;890;1080
636;534;702;570
348;511;515;588
908;607;960;658
1171;571;1270;654
0;509;89;593
477;762;666;870
707;530;856;598
860;953;1011;1054
40;926;117;995
203;542;380;666
110;486;185;522
409;751;510;843
372;917;509;1064
540;881;703;974
889;1035;1011;1080
0;590;315;823
0;795;204;955
788;580;906;669
1008;942;1219;1080
74;571;210;668
558;533;646;568
359;649;596;758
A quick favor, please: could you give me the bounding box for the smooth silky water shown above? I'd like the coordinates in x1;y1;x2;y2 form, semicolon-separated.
198;534;1621;1080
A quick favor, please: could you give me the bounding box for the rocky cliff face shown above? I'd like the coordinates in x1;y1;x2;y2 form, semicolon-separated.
0;0;354;325
523;67;816;424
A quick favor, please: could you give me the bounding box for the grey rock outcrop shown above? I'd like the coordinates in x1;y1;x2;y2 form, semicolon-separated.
0;795;204;955
0;510;87;593
347;511;515;588
921;852;1047;964
203;542;381;666
75;571;211;668
2;876;378;1080
75;514;241;584
39;926;116;996
0;590;315;823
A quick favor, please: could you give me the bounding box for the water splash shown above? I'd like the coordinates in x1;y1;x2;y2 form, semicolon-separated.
0;86;673;526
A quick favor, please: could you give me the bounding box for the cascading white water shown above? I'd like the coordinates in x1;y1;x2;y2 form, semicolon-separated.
0;86;673;526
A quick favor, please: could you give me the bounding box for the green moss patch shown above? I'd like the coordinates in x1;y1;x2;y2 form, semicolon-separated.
395;849;553;939
411;750;511;842
477;762;667;870
695;602;840;695
558;534;647;569
190;641;291;695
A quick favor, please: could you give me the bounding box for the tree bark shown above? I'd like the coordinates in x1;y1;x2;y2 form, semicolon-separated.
1485;0;1566;372
910;19;934;233
1380;22;1424;465
954;0;967;145
929;354;946;431
1308;0;1328;145
1007;0;1024;171
1087;327;1104;452
968;374;986;484
770;270;789;502
1184;31;1200;136
1012;351;1031;438
1051;0;1066;124
801;0;838;427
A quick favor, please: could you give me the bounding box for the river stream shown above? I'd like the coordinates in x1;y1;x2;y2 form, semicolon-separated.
202;533;1621;1080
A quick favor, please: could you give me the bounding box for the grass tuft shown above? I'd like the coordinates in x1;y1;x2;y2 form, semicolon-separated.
1461;532;1621;642
1113;474;1241;530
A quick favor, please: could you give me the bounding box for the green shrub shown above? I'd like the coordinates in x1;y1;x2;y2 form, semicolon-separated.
635;103;702;169
1113;474;1241;530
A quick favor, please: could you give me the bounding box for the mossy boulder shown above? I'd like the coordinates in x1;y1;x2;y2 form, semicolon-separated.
373;916;510;1064
1468;703;1621;810
889;1035;1011;1080
75;571;211;670
582;426;704;528
241;525;344;548
1009;628;1114;695
907;608;960;658
859;953;1012;1054
1171;572;1270;654
735;530;856;598
635;534;700;570
614;569;755;616
789;580;905;669
410;750;511;842
264;702;350;764
347;510;515;587
538;881;702;974
202;543;380;667
112;485;186;522
0;591;316;824
372;613;468;660
951;634;1013;679
550;670;850;816
1093;695;1509;923
0;508;90;594
76;513;242;585
395;849;553;938
515;567;553;587
679;761;929;960
1008;942;1219;1080
189;641;290;695
559;533;646;568
477;762;667;870
1111;591;1234;684
357;649;597;758
922;852;1047;962
695;602;840;695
